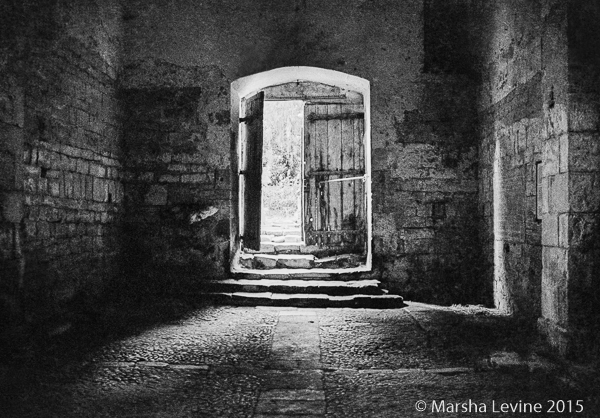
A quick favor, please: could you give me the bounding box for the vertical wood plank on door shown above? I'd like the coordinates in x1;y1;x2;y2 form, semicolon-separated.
353;105;365;250
341;104;356;246
241;92;264;250
305;104;316;245
316;104;329;246
328;104;342;245
304;101;366;254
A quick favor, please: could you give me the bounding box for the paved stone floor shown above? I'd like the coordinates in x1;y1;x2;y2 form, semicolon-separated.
1;301;599;417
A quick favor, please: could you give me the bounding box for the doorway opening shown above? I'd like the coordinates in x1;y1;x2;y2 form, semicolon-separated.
230;67;372;275
261;101;304;247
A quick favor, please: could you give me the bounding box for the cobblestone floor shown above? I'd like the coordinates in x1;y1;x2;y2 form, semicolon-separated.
1;302;599;417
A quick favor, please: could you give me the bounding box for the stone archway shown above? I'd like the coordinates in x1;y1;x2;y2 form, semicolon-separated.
230;67;373;274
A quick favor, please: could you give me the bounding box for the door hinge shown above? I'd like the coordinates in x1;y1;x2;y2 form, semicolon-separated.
239;116;254;123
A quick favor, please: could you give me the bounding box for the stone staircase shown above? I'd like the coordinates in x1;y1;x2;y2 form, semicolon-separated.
212;216;404;308
204;278;405;309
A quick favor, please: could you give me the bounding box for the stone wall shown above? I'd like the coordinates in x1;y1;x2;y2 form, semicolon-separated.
476;0;544;319
121;0;485;304
478;0;600;357
565;0;600;357
119;62;231;291
0;0;122;327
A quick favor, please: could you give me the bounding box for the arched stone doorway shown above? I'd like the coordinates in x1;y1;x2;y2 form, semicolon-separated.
230;67;372;274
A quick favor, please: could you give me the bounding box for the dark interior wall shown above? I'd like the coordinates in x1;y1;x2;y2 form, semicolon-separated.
476;0;544;319
477;0;600;356
121;0;485;304
0;0;122;326
565;0;600;356
119;62;232;291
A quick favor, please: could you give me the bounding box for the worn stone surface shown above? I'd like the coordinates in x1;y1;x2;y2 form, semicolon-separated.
1;303;598;417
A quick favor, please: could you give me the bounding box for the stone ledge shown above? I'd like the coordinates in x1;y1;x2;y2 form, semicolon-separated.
206;292;405;309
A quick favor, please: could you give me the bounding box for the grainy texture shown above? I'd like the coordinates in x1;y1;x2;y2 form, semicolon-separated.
0;0;122;328
1;304;597;417
476;0;544;319
0;0;599;361
476;0;600;357
121;0;483;305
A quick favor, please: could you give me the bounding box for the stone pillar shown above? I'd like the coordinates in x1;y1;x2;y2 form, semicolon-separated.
538;0;600;358
564;0;600;357
538;0;571;356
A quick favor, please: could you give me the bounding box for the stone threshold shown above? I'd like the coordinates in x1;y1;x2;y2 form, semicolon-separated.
207;278;385;295
206;292;405;308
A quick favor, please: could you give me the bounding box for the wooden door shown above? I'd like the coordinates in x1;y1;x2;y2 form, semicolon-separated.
304;103;365;255
240;92;264;251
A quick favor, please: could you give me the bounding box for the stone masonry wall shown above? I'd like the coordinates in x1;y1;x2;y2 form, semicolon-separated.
122;0;485;304
0;0;122;327
119;62;231;292
563;0;600;356
476;0;544;319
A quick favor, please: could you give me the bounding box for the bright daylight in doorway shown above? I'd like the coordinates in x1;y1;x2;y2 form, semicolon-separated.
261;100;304;247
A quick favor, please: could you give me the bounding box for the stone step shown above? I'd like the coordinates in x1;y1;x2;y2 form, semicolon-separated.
206;292;405;309
262;228;302;237
207;279;385;295
242;254;316;269
240;253;365;270
234;272;368;281
261;235;303;244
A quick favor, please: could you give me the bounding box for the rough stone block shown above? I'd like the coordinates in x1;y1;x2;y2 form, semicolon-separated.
85;175;94;200
558;213;569;248
559;133;568;173
569;133;600;172
569;213;599;249
570;172;600;212
76;159;90;174
541;246;568;324
1;192;23;223
90;163;106;178
569;97;600;132
255;255;278;268
72;174;83;199
159;174;179;183
64;172;75;198
181;173;203;183
145;185;168;206
93;177;107;202
541;214;559;246
550;172;568;213
542;136;560;177
544;104;569;139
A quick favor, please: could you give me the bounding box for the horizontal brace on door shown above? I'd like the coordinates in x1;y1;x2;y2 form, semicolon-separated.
319;175;365;184
266;95;347;101
307;111;364;121
309;230;364;235
307;170;364;176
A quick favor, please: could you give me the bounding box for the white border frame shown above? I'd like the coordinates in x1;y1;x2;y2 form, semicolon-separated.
230;67;372;275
